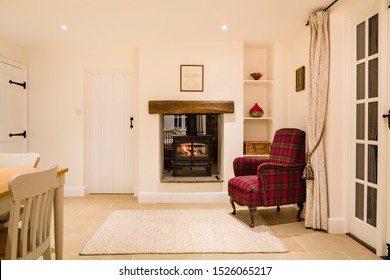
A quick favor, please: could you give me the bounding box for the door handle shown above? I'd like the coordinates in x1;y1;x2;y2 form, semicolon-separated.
130;117;134;129
383;110;390;129
9;130;26;138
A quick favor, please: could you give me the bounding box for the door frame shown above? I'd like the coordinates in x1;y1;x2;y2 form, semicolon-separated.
0;56;28;152
384;1;390;254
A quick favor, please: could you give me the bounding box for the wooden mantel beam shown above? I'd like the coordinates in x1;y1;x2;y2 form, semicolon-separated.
148;100;234;114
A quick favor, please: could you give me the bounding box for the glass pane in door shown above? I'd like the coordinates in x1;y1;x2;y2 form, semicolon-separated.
368;102;378;141
356;104;365;139
368;14;378;56
367;187;377;227
356;144;365;180
368;144;377;184
355;183;364;221
356;63;365;100
357;21;365;60
368;58;378;98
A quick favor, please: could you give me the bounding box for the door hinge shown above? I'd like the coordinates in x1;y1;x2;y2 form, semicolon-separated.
9;130;26;138
9;80;26;89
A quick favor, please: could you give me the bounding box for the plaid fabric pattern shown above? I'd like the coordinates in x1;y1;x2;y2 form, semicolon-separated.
259;163;306;206
228;175;266;208
232;157;269;176
229;128;306;211
269;128;306;164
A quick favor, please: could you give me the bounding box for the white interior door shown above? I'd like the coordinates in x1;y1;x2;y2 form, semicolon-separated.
0;58;27;152
88;72;135;193
350;3;388;256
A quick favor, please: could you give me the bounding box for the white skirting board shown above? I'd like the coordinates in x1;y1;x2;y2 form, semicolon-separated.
137;192;230;204
63;187;230;205
327;218;346;233
64;185;88;197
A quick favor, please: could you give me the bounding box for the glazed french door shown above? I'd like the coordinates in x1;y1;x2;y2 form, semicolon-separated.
351;3;388;256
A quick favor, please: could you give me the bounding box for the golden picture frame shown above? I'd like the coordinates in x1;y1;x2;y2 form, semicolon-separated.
296;66;305;92
180;65;204;92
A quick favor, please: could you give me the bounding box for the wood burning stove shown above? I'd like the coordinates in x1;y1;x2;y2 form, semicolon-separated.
172;135;212;176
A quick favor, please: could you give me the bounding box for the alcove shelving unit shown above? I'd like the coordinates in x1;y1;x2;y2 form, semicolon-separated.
243;45;273;158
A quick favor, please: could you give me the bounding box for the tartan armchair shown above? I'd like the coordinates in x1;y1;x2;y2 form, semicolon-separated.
228;128;306;227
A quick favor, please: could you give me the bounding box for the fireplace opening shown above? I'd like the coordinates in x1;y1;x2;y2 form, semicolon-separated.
163;114;219;177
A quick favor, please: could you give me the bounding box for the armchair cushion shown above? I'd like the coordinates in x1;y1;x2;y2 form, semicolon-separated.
228;175;266;208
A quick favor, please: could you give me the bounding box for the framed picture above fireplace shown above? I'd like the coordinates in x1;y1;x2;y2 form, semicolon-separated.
180;65;203;92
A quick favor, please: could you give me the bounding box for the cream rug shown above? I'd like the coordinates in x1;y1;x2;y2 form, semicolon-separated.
80;209;287;255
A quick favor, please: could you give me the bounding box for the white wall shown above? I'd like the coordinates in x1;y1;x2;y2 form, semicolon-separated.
27;48;138;194
286;29;309;130
0;37;30;65
137;42;243;202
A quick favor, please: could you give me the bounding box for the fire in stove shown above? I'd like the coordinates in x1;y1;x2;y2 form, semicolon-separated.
172;135;212;176
178;143;208;157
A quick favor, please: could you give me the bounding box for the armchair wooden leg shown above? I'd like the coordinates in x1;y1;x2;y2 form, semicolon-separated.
297;202;304;221
276;205;280;212
249;208;256;228
230;197;236;215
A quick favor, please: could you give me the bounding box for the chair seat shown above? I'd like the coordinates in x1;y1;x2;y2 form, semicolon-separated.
228;175;263;208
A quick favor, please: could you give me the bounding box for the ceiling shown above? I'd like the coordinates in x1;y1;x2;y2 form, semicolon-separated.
0;0;334;49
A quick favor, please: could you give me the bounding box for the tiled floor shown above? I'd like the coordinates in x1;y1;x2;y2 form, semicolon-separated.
60;194;382;260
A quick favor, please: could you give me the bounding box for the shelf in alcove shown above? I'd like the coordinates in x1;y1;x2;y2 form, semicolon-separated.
243;154;270;158
244;117;272;121
244;80;273;84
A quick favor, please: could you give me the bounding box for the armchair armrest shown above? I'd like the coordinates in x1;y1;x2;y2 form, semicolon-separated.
233;157;269;176
256;162;306;206
257;162;306;173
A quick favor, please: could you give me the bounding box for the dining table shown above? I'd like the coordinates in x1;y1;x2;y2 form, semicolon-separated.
0;167;68;260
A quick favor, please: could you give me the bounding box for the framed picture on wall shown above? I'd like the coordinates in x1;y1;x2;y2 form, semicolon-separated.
180;65;203;92
296;66;305;92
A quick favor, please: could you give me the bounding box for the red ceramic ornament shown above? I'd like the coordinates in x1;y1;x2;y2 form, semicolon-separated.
249;103;264;117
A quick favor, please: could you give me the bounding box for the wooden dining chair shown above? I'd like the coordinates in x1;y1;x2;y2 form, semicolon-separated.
0;152;40;168
2;165;58;260
0;152;41;223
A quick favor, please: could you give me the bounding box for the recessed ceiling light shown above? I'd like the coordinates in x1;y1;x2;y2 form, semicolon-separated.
61;25;68;30
221;25;228;31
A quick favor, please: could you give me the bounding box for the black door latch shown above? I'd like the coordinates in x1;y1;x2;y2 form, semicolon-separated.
383;110;390;129
9;130;26;138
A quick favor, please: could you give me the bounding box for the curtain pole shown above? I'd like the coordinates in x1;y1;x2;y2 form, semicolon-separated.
305;0;339;26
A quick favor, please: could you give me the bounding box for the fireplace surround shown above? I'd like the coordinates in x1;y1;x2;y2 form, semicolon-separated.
149;100;234;115
149;100;234;179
